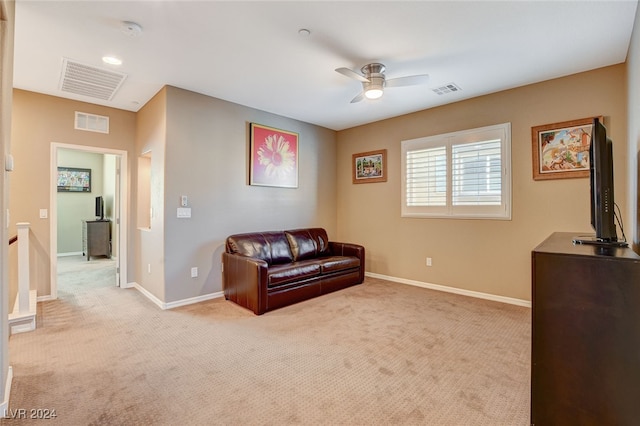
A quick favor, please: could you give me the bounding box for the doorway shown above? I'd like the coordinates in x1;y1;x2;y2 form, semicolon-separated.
50;143;128;299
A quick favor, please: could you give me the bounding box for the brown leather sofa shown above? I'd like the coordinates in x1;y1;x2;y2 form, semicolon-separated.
222;228;365;315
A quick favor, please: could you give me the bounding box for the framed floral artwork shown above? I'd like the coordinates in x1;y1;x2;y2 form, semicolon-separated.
352;149;387;184
250;123;299;188
532;116;602;180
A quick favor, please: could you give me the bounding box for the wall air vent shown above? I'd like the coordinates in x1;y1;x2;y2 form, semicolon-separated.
432;83;462;96
75;111;109;134
59;58;127;101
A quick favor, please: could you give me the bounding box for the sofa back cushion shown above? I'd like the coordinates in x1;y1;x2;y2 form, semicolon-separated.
285;228;331;261
226;232;293;265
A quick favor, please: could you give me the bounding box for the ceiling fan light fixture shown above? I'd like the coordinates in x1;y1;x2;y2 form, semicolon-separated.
364;87;384;100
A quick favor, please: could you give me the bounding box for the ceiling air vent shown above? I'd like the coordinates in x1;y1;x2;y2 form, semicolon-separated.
432;83;462;96
75;111;109;134
59;58;127;101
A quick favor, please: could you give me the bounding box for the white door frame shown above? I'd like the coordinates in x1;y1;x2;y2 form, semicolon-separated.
50;142;129;299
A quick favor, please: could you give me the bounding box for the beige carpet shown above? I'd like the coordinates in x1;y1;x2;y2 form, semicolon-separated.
2;259;531;425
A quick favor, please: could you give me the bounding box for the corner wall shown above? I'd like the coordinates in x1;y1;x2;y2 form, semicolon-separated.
336;65;627;301
628;0;640;252
0;0;14;412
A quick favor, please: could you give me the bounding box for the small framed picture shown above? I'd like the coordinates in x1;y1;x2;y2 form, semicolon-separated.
352;149;387;184
531;117;601;180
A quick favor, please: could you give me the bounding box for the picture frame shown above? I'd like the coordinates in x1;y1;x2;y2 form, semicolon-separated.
57;167;92;192
531;116;602;181
249;123;299;188
352;149;387;184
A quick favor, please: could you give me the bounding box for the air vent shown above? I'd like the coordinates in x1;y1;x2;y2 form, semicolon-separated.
75;111;109;134
59;58;127;101
432;83;462;96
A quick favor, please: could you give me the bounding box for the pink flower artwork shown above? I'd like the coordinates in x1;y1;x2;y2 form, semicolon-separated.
250;123;299;188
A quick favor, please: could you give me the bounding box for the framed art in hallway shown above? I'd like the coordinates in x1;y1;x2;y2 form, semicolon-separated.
249;123;299;188
531;116;601;181
57;167;92;192
352;149;387;184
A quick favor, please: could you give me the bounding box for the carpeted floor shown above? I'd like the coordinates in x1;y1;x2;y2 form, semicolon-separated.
2;258;531;425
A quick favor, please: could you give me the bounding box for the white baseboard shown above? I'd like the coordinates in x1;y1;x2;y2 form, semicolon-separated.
365;272;531;308
57;251;83;257
1;366;13;418
130;282;224;310
8;290;37;334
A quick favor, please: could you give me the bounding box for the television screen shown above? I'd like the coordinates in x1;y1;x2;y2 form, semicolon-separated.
95;196;104;220
573;118;627;247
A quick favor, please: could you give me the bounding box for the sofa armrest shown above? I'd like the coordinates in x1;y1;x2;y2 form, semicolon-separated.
222;252;269;315
329;241;365;283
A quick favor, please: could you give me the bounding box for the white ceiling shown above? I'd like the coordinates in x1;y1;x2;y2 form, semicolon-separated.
13;1;639;131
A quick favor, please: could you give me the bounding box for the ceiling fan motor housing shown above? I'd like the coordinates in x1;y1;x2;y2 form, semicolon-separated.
361;63;386;98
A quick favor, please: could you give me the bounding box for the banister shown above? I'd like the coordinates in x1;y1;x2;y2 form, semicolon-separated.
9;235;17;245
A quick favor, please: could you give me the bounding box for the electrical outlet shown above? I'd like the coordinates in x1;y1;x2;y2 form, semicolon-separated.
426;257;432;267
191;267;198;278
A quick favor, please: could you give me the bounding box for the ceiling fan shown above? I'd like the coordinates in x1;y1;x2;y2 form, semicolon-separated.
335;63;429;103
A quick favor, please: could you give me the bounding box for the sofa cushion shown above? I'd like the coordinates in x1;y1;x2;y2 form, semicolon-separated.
226;231;293;265
318;256;361;274
285;228;331;261
267;261;321;288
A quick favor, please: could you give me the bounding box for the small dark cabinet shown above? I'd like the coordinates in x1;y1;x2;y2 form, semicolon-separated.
531;232;640;425
82;220;111;261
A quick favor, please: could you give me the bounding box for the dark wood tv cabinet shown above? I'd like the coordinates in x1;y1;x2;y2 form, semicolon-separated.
82;219;111;261
531;232;640;425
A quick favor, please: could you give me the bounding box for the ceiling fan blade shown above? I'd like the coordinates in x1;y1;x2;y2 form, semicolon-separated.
385;74;429;88
336;67;370;83
350;92;365;103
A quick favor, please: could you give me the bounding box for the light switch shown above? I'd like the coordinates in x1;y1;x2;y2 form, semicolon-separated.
177;207;191;218
39;209;48;219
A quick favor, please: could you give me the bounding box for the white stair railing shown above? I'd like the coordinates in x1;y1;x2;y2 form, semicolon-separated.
17;222;30;315
8;222;36;334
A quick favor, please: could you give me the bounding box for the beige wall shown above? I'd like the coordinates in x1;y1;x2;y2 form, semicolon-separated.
10;89;136;296
336;65;627;301
629;2;640;251
134;87;167;302
1;0;15;408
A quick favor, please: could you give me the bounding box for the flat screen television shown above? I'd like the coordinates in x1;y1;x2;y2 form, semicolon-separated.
573;118;627;247
95;196;104;220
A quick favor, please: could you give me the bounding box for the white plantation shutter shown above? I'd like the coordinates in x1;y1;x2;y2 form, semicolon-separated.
401;123;511;219
452;139;501;206
406;146;446;207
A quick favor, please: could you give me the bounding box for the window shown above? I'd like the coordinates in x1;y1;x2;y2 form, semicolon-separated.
401;123;511;219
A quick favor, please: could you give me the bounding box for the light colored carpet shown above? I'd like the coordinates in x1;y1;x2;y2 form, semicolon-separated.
2;259;531;425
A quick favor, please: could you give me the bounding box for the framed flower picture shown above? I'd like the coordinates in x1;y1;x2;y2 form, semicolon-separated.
249;123;299;188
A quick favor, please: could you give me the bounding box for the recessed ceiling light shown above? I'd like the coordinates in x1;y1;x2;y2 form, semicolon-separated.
298;28;311;36
102;56;123;66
